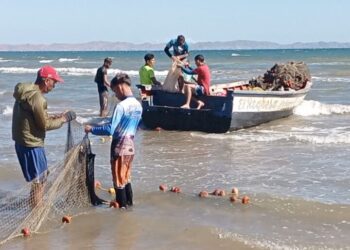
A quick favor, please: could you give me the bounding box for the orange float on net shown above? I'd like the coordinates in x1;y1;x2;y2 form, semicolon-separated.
108;188;116;194
211;189;225;196
109;201;119;208
159;184;167;192
198;191;209;198
242;196;250;204
170;186;181;193
94;180;102;189
21;228;30;237
62;215;72;223
218;190;226;197
211;189;220;196
229;195;238;203
231;187;239;196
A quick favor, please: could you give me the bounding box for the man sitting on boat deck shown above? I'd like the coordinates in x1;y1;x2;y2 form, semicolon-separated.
179;54;211;109
139;53;162;87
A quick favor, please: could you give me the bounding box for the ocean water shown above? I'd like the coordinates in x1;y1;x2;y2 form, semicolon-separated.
0;49;350;249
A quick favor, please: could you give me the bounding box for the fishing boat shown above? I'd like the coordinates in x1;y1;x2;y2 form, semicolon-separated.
138;81;312;133
215;81;312;130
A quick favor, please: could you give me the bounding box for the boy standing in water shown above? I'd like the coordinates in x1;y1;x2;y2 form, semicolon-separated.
94;57;112;117
85;73;142;208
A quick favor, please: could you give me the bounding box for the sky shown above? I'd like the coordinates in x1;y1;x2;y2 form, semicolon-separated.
1;0;349;45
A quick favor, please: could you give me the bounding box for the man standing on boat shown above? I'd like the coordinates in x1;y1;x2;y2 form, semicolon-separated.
164;35;190;92
180;54;211;109
94;57;112;117
164;35;189;61
12;65;76;208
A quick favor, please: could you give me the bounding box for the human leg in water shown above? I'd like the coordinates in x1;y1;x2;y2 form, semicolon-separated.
99;91;109;117
125;182;133;206
115;185;127;208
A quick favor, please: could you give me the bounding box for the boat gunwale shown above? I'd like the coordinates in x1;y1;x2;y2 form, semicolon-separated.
231;81;312;98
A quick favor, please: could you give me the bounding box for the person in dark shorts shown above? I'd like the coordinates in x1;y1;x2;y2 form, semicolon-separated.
180;54;211;109
94;57;112;117
85;73;142;208
12;65;76;208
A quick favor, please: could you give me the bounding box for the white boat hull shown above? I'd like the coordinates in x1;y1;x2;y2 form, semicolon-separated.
230;82;312;130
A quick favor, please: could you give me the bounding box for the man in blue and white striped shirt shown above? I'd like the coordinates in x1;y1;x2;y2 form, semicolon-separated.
85;73;142;208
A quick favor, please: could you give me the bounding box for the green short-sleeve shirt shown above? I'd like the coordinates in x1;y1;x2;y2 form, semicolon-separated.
139;65;155;85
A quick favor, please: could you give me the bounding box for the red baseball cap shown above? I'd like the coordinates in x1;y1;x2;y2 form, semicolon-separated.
38;65;64;83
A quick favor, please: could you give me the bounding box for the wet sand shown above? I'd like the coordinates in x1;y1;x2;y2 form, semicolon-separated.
5;193;254;250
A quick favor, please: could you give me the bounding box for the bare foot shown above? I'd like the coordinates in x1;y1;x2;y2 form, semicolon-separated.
181;104;190;109
197;101;205;109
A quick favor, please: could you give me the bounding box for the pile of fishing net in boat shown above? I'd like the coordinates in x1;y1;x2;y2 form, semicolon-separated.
0;122;103;245
161;59;194;93
161;61;183;92
248;61;311;91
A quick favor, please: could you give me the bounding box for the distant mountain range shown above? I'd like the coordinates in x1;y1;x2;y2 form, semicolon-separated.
1;40;350;51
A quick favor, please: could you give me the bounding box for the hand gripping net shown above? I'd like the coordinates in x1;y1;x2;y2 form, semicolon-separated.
0;121;104;245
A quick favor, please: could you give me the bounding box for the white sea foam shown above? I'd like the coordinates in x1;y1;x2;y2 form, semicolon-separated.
39;60;54;63
293;132;350;144
0;58;11;63
56;67;96;76
58;58;80;62
0;67;37;74
192;127;350;144
75;115;108;125
312;76;350;83
310;62;350;66
0;67;168;77
294;100;350;116
76;116;90;124
231;53;240;57
2;106;13;116
0;91;6;95
290;126;317;132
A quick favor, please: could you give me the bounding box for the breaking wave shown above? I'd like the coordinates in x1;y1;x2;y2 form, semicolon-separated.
310;62;350;66
0;58;11;63
0;67;168;77
294;100;350;116
1;106;12;116
312;76;350;83
58;58;80;62
39;60;54;63
192;127;350;144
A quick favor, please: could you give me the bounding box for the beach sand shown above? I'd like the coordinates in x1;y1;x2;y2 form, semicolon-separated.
5;193;254;250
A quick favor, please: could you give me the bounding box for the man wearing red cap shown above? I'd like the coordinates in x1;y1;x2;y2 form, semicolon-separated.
12;65;76;208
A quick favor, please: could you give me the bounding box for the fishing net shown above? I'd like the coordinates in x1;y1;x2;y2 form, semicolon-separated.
162;61;183;92
249;61;311;91
0;121;104;245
